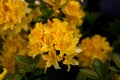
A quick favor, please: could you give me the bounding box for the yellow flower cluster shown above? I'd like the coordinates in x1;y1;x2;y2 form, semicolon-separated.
77;35;112;67
42;0;85;26
62;0;85;26
0;0;31;33
28;18;81;71
0;34;28;73
42;0;67;10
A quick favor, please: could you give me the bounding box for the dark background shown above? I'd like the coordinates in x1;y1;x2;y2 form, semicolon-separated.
85;0;120;16
80;0;120;54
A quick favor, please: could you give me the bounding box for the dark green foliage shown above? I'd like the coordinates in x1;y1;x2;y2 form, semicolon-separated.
77;58;114;80
25;0;36;9
38;3;54;23
0;66;3;74
3;54;44;80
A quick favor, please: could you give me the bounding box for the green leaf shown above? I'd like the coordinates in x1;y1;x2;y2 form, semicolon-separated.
27;64;36;71
109;65;120;72
102;59;110;75
38;15;48;23
47;9;54;18
39;2;54;23
4;74;15;80
93;58;104;78
15;55;29;67
76;71;87;80
57;13;63;21
111;53;120;68
33;68;44;77
14;74;22;80
104;72;114;80
33;54;41;64
25;0;35;9
14;63;20;73
39;3;49;17
19;69;31;74
80;68;98;79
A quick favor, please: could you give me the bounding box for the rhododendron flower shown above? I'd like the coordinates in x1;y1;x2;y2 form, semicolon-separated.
63;54;79;71
0;34;28;73
42;50;62;69
28;18;81;70
0;0;31;33
62;0;85;26
77;35;113;67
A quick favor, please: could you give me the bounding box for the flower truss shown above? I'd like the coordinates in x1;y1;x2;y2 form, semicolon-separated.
77;35;112;67
28;18;81;71
0;0;31;37
0;0;119;80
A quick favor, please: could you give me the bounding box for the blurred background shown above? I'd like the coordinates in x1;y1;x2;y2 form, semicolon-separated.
80;0;120;54
84;0;120;16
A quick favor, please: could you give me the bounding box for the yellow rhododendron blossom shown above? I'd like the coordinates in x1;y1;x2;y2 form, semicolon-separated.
28;18;81;70
77;35;113;67
0;68;7;80
42;50;62;69
0;0;31;33
2;34;28;55
63;54;79;71
42;0;67;10
62;0;85;26
0;35;28;73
